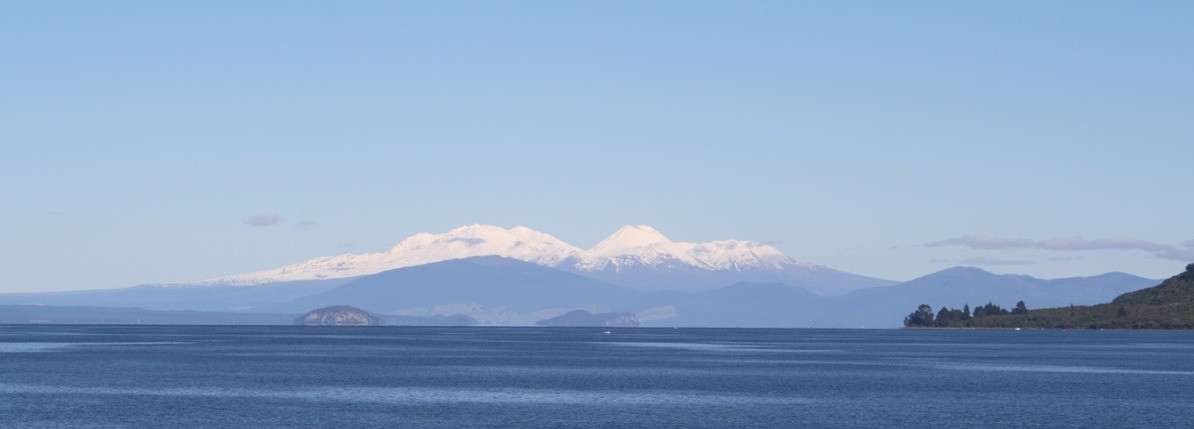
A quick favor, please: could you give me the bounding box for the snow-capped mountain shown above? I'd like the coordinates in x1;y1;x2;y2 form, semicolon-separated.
211;225;580;285
205;224;892;295
565;225;813;272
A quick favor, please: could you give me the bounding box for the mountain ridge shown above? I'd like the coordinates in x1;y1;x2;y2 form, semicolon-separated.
197;224;887;294
831;265;1158;328
0;261;1163;328
258;256;642;325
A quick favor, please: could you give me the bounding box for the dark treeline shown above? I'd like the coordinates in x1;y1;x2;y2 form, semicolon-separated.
904;301;1028;328
902;264;1194;330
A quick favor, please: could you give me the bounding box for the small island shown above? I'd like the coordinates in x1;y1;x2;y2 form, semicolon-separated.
905;263;1194;330
294;305;385;326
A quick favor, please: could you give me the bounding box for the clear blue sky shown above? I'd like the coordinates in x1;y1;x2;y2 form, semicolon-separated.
3;1;1192;292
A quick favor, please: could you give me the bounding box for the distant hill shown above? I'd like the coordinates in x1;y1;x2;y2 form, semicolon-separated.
639;282;822;328
629;268;1155;328
566;263;893;296
294;306;385;326
0;278;350;312
536;310;640;327
262;256;642;325
0;305;294;325
0;258;1161;328
908;264;1194;329
829;267;1157;328
383;313;478;326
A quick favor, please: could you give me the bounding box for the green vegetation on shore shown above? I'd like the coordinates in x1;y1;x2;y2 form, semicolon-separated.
905;264;1194;330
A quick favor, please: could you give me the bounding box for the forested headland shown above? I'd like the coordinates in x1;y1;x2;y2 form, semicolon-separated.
904;264;1194;330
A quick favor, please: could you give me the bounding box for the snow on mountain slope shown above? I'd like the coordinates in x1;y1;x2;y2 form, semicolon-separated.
205;224;825;286
568;225;814;272
570;226;710;271
209;225;580;285
688;239;814;271
588;225;674;255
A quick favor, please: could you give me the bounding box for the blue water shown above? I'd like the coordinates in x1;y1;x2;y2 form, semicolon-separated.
2;326;1192;428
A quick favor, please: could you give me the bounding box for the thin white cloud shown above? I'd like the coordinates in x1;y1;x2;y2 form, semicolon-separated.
1036;236;1171;252
927;235;1034;249
928;234;1194;262
244;214;282;227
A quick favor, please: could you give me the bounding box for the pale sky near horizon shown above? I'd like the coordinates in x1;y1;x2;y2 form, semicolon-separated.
3;1;1192;292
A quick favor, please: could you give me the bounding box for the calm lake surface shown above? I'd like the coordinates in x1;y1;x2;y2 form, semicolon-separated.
1;326;1192;428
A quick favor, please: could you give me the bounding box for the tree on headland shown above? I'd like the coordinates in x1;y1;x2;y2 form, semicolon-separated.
973;302;1009;318
904;301;1024;327
936;307;951;326
934;307;968;327
904;304;935;327
905;304;968;327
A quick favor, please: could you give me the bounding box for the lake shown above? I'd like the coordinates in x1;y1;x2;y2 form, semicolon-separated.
1;325;1192;427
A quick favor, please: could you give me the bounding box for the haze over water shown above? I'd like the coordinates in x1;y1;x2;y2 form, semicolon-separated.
2;326;1191;427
